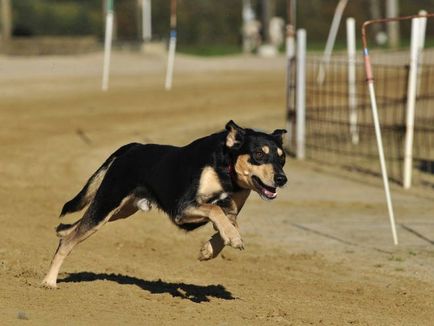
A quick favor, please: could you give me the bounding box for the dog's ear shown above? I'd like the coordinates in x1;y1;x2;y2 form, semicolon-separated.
271;129;287;144
225;120;245;149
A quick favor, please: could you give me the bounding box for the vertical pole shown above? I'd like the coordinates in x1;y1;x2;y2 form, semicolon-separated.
403;18;422;189
386;0;400;49
346;18;359;145
362;26;398;244
142;0;152;41
290;0;296;31
242;0;253;53
296;29;306;160
261;0;271;43
102;0;114;92
416;10;427;97
1;0;12;46
164;0;177;90
317;0;348;84
285;0;296;149
286;24;296;149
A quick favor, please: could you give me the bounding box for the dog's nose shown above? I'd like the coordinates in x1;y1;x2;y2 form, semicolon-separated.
274;174;287;187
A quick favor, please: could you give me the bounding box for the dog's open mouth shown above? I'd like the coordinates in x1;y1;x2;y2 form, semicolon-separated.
252;176;277;200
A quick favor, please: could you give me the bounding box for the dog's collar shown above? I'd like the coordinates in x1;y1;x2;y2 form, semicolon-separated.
226;164;234;176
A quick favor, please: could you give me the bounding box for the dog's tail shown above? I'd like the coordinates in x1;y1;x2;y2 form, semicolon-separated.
59;143;139;218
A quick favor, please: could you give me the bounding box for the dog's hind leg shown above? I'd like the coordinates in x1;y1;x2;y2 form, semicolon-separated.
42;195;137;288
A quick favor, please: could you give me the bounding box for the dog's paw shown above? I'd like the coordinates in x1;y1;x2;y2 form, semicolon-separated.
220;226;244;250
229;236;244;250
41;280;58;289
198;242;214;261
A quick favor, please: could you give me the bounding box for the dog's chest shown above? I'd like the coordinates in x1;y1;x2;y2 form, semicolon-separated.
196;166;229;204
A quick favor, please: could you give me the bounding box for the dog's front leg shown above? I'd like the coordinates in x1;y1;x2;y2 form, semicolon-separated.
198;191;250;261
198;214;240;261
182;204;243;250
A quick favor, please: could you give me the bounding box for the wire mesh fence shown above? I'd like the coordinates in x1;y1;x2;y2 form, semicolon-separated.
287;50;434;190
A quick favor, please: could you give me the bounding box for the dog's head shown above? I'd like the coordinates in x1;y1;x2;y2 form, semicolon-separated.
225;120;287;200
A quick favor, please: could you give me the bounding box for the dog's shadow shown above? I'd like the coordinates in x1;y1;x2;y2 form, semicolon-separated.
59;272;235;303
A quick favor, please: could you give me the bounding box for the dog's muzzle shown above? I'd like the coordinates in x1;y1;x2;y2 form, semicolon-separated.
274;173;287;187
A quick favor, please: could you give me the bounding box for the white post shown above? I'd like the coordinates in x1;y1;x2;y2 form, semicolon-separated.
416;10;427;97
165;0;177;91
403;17;422;189
386;0;400;49
102;0;114;92
286;25;296;148
242;0;253;53
317;0;348;84
362;40;398;245
367;80;399;245
164;31;177;90
346;17;359;145
296;29;306;160
142;0;152;41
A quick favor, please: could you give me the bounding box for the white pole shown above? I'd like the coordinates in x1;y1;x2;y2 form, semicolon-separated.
416;10;427;97
296;29;306;160
346;17;359;145
165;0;177;91
164;32;177;90
367;80;399;245
102;2;114;92
242;0;253;53
403;18;422;189
142;0;152;41
317;0;348;84
386;0;400;49
286;25;296;147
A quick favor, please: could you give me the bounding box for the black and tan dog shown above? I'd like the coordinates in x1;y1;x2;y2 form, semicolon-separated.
42;121;287;288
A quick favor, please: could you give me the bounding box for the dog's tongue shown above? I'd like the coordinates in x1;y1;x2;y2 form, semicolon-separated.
262;188;277;199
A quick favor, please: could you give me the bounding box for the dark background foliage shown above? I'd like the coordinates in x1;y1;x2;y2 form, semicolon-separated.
6;1;434;49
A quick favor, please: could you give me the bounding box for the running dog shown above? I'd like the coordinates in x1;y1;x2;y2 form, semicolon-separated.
42;121;287;288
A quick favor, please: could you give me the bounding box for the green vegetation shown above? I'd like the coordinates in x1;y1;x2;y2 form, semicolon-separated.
3;0;434;56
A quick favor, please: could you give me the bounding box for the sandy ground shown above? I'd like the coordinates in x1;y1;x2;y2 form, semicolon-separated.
1;52;434;325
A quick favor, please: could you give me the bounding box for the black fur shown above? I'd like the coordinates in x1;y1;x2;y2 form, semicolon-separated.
60;121;287;232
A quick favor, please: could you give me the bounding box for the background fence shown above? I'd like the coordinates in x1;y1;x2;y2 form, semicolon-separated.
287;50;434;190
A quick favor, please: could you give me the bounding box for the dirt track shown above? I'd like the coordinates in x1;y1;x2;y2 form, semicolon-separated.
1;52;434;325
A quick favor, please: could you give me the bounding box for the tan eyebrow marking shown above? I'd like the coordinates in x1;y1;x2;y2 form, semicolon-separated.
277;148;283;156
262;146;270;154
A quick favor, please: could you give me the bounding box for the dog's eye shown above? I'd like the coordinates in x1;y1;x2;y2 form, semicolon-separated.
254;151;265;160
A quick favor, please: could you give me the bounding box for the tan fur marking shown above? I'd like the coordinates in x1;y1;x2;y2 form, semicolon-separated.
84;159;114;204
234;155;252;188
109;195;139;222
234;154;275;189
197;167;223;203
253;164;274;185
226;129;238;148
262;145;270;154
43;197;132;288
181;204;243;248
277;148;283;156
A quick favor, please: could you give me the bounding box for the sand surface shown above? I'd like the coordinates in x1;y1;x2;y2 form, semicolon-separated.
1;52;434;325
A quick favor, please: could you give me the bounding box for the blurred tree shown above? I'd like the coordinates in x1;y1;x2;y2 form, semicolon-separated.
2;0;434;49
